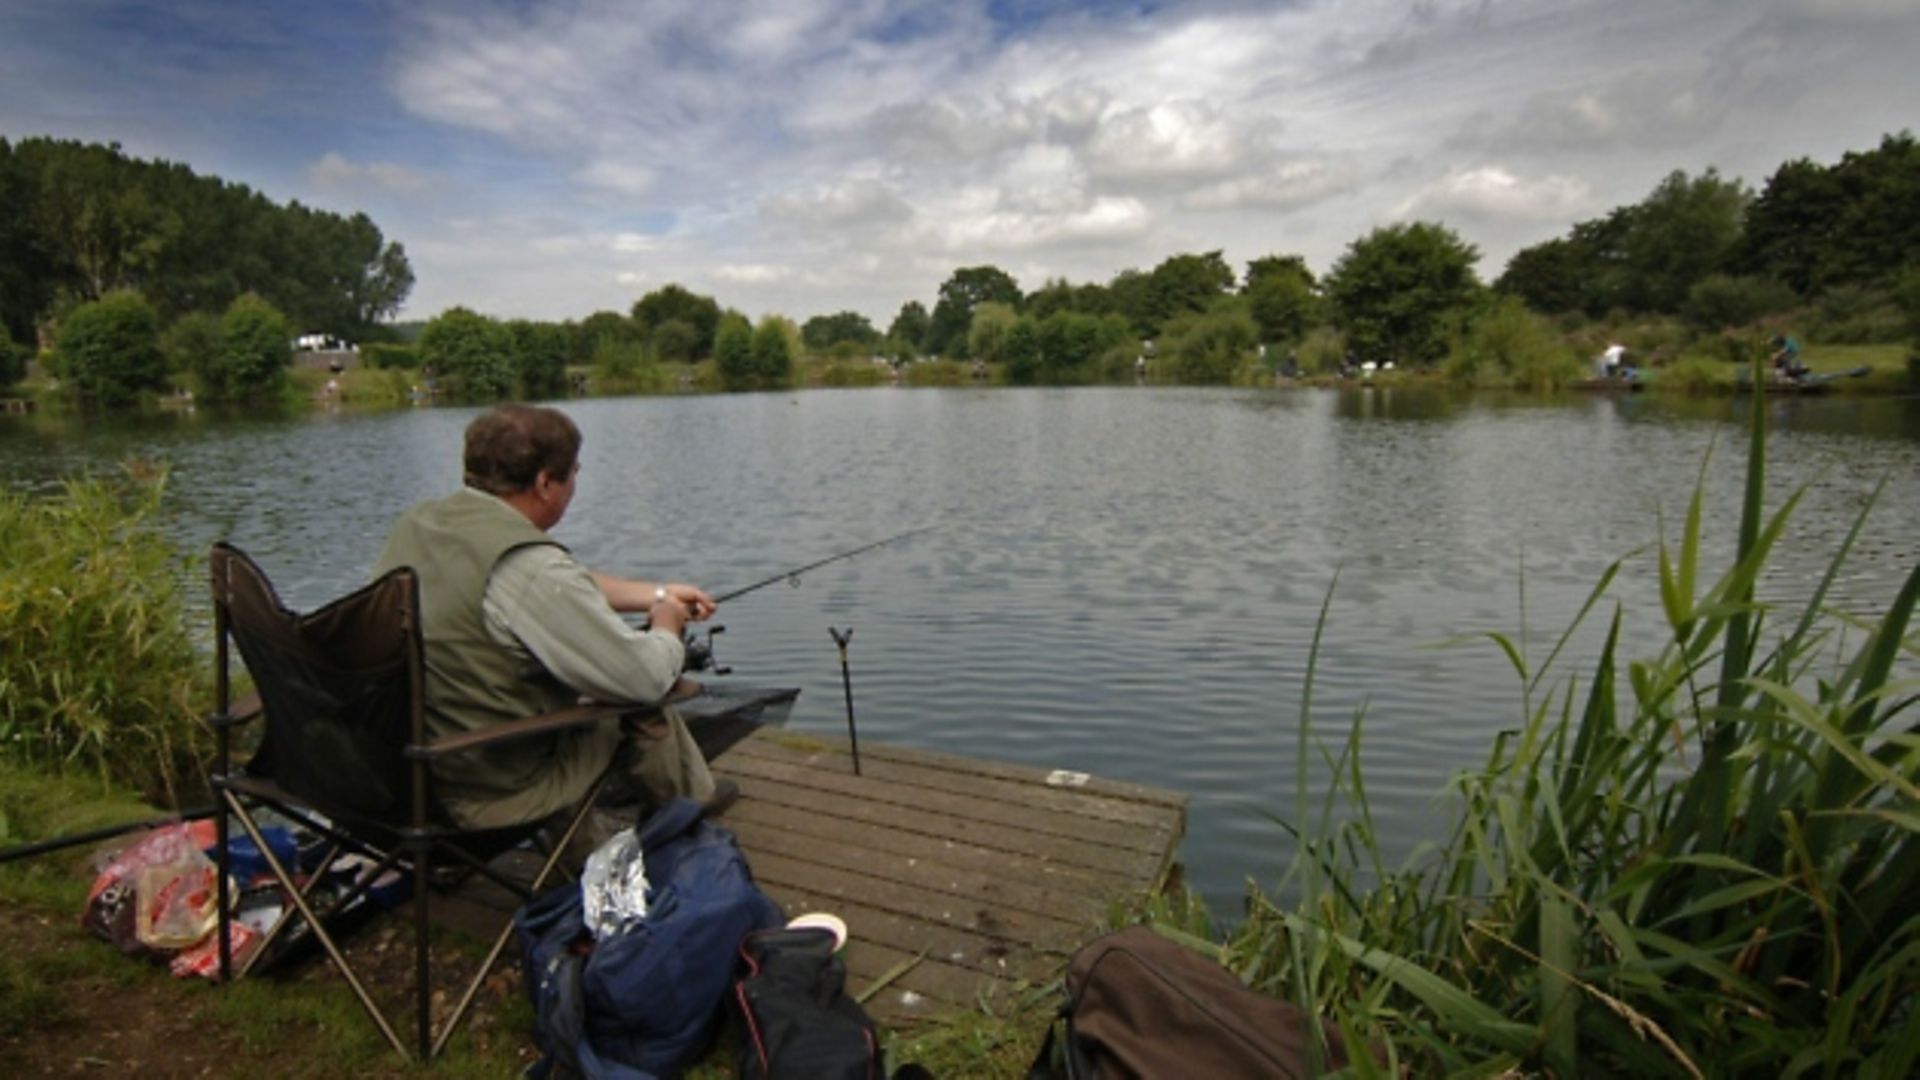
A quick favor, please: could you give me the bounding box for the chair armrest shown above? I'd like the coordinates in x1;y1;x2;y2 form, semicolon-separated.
408;702;644;761
204;692;264;730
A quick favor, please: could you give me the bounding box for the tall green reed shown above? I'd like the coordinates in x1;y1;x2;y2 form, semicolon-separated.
0;466;208;803
1214;355;1918;1077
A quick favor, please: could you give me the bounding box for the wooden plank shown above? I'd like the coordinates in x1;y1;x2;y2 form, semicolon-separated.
726;770;1166;881
721;798;1132;894
723;816;1119;926
721;751;1175;856
748;731;1185;809
731;738;1179;829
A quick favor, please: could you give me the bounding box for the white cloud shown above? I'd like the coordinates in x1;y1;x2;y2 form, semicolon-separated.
610;232;663;254
762;179;913;227
1397;166;1594;223
1184;160;1356;212
359;0;1920;319
920;194;1152;254
576;161;655;196
1083;100;1248;186
305;151;432;194
714;263;792;284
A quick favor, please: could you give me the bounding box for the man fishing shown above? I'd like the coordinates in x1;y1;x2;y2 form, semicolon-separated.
1770;334;1808;382
372;403;736;845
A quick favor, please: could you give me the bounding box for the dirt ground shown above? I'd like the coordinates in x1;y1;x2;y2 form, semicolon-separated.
0;905;541;1078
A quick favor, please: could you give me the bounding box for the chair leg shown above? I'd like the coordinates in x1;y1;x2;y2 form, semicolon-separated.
428;772;611;1060
225;792;415;1063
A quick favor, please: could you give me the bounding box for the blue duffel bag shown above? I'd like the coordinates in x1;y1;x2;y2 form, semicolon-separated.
517;798;785;1079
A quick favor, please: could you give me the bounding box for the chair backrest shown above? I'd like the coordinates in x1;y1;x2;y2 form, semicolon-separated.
211;542;422;823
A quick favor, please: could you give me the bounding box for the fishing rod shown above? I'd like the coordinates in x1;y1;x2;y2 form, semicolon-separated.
657;526;936;674
711;526;936;606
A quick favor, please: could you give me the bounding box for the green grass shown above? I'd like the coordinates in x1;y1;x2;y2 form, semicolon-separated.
1801;343;1914;393
1191;354;1920;1076
0;471;210;803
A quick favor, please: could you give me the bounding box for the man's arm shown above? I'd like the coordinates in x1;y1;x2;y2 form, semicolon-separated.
485;547;686;705
589;571;718;622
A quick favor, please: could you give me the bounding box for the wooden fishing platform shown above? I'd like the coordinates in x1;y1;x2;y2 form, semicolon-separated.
436;727;1187;1023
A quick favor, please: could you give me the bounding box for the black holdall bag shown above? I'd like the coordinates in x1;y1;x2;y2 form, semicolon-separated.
1029;925;1356;1080
732;925;882;1080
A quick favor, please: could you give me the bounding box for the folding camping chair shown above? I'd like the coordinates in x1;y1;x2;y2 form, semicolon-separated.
204;542;634;1063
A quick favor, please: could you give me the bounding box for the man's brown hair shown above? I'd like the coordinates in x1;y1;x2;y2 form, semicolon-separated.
462;404;582;496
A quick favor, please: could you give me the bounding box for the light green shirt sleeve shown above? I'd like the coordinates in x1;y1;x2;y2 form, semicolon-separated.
481;543;686;705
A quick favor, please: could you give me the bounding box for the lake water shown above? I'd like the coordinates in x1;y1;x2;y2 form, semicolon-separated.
5;385;1918;914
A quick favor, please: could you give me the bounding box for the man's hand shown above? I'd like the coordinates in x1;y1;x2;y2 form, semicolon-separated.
660;583;717;621
649;594;691;637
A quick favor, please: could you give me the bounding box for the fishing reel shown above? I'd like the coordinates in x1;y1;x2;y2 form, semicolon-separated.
681;624;730;675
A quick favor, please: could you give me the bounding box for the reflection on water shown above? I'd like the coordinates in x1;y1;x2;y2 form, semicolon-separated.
4;386;1918;912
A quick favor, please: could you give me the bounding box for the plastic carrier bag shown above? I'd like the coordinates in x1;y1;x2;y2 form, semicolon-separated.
83;821;221;956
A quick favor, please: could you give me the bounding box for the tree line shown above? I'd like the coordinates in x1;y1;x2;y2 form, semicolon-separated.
9;132;1917;405
0;137;413;401
321;127;1920;403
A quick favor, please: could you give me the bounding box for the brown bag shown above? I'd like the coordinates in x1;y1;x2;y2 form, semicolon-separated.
1030;925;1354;1080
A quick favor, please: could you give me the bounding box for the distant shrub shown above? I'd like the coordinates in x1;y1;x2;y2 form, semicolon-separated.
750;316;800;384
900;359;973;386
161;311;221;376
817;361;888;388
54;291;166;406
1889;265;1920;341
1805;283;1904;344
713;313;754;385
0;334;25;389
1164;305;1257;383
0;471;207;801
1299;326;1347;374
203;294;291;401
1444;296;1581;389
363;342;419;370
1654;353;1730;394
421;307;515;399
1684;274;1797;332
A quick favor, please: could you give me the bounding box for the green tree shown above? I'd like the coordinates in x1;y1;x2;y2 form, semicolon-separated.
1618;169;1750;312
750;316;796;383
1003;317;1042;382
925;265;1022;357
1324;222;1482;366
1035;310;1113;381
967;302;1020;365
1163;302;1257;383
574;309;639;364
420;307;515;400
0;334;25;389
713;312;754;385
55;290;166;406
507;319;570;398
1242;255;1318;344
650;318;701;363
1741;132;1920;295
204;293;290;400
886;301;929;355
1141;251;1235;336
632;284;720;358
161;309;221;375
1106;268;1155;337
1495;237;1587;313
1683;274;1797;331
801;311;880;351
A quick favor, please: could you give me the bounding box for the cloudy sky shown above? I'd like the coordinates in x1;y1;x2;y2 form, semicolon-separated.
3;0;1915;325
